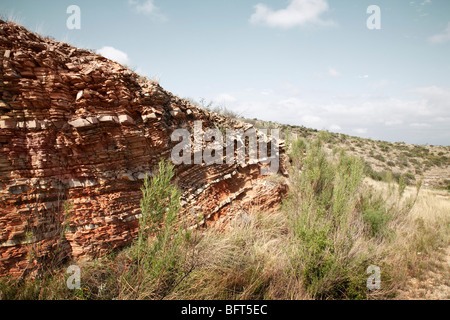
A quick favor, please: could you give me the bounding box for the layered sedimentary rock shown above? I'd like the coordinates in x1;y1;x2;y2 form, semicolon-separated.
0;21;287;276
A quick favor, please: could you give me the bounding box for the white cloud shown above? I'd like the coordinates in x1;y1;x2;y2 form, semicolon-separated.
429;22;450;44
260;89;274;96
282;82;301;95
328;67;340;78
129;0;155;14
371;79;390;89
329;124;342;132
249;0;335;29
415;85;450;100
353;128;368;134
410;122;431;127
435;116;450;122
219;85;450;145
413;86;450;114
97;46;130;65
335;94;360;100
128;0;166;21
313;67;341;79
410;0;432;15
301;115;323;126
214;93;237;104
384;119;403;126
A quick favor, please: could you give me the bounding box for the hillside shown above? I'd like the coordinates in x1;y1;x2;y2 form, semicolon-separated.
240;119;450;189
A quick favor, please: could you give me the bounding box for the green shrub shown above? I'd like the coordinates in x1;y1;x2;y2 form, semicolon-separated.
363;207;391;236
364;162;383;181
373;154;386;162
283;135;368;299
281;133;430;299
404;173;416;184
402;152;413;158
138;159;181;248
358;190;391;237
126;159;193;299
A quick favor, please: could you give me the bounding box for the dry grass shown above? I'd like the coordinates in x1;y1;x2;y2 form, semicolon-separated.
165;212;305;300
362;179;450;298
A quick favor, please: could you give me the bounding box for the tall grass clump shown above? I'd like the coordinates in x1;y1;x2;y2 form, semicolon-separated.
284;133;369;298
166;212;296;300
282;132;424;299
119;159;195;299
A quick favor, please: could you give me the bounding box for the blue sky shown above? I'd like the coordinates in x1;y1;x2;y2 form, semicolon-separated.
1;0;450;145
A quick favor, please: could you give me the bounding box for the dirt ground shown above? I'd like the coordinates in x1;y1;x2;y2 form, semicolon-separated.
396;247;450;300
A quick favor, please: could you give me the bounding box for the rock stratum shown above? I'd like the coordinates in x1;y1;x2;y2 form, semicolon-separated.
0;21;287;276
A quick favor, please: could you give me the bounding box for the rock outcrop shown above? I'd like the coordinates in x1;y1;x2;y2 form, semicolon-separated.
0;21;287;276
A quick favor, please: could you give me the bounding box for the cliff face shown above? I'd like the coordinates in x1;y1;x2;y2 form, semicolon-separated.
0;21;287;276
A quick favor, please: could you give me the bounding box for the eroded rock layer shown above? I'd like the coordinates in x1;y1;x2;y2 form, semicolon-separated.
0;21;287;276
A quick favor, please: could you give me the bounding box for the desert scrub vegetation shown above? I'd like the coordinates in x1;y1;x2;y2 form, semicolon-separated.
282;133;448;299
120;160;196;299
284;133;370;298
1;141;448;300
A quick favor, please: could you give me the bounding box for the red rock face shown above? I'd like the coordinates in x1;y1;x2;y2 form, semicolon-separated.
0;21;287;276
